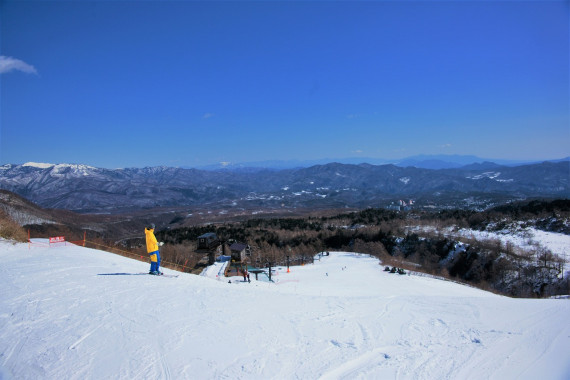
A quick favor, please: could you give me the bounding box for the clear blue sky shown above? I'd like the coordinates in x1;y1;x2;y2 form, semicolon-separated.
1;0;568;168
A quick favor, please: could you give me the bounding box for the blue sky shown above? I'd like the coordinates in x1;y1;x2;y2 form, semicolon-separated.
1;0;568;169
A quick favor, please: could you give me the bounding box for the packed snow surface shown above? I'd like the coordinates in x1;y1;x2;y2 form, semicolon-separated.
1;241;569;379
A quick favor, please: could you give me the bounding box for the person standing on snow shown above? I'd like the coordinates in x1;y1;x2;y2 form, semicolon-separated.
145;223;162;275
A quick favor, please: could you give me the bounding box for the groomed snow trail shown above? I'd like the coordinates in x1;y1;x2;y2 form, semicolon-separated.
0;241;568;379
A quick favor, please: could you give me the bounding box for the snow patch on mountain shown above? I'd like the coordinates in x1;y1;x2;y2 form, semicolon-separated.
22;162;55;169
467;171;507;181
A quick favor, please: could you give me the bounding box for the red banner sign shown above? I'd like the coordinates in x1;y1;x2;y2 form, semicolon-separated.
49;236;66;243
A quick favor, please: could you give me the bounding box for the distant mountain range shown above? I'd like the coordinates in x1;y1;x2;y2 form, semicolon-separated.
195;155;569;171
0;159;568;213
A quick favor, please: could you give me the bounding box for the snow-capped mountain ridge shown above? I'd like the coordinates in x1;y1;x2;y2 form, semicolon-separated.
21;162;97;171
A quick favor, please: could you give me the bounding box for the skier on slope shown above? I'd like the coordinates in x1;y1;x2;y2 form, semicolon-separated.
145;223;162;275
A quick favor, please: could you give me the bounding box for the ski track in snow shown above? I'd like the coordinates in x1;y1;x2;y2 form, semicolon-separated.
0;240;569;379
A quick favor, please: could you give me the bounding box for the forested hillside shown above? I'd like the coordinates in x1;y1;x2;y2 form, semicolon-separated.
149;199;569;297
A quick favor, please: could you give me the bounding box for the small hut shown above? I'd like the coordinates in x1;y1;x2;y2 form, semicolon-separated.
197;232;219;251
230;242;249;262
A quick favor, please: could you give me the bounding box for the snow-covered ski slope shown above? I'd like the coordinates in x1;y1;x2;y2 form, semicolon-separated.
1;240;568;380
